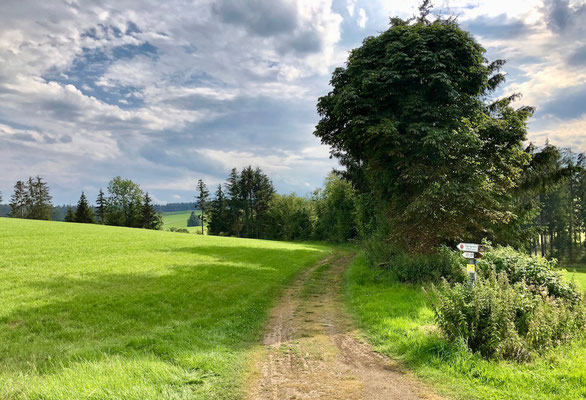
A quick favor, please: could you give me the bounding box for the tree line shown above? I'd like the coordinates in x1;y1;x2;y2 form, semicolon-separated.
201;167;357;242
5;176;162;230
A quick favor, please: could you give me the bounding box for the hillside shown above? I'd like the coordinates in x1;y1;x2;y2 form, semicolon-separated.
0;218;331;399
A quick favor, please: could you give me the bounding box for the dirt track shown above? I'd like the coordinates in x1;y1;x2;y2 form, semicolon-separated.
245;254;442;400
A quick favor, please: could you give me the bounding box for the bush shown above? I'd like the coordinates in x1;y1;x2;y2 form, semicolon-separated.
477;246;581;304
428;247;585;361
168;227;190;234
363;238;466;283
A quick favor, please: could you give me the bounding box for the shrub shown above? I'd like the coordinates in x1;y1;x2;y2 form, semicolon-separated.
428;247;585;362
477;246;581;304
168;227;190;234
363;238;466;283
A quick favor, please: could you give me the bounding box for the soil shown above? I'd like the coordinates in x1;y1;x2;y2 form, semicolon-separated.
245;253;442;400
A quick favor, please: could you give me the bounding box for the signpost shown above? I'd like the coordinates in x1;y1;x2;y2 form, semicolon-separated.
457;243;481;285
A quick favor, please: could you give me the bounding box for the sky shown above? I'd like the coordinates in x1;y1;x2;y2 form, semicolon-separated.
1;0;585;205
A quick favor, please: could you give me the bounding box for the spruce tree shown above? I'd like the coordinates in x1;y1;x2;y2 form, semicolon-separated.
196;179;209;234
96;189;106;224
187;211;200;227
9;180;28;218
140;192;162;230
208;185;228;235
64;206;76;222
75;192;95;223
26;176;52;220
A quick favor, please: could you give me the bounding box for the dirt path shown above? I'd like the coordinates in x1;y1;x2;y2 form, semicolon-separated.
245;253;442;400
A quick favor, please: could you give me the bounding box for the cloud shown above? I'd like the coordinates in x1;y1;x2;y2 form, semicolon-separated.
541;0;586;33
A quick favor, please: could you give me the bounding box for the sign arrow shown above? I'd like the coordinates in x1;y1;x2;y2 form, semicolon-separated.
458;243;479;252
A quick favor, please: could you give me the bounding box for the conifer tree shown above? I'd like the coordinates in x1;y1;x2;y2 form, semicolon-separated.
9;180;28;218
75;192;95;223
208;184;228;235
96;189;106;224
64;206;76;222
196;179;209;234
187;211;200;227
139;192;162;230
26;176;52;220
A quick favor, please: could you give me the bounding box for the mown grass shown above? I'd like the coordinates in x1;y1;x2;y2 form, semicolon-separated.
345;255;586;400
0;218;331;399
161;211;202;232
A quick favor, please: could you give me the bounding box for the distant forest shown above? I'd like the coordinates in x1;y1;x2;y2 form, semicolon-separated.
0;202;196;219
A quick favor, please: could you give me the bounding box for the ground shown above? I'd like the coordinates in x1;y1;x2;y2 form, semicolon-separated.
0;218;330;399
245;253;440;399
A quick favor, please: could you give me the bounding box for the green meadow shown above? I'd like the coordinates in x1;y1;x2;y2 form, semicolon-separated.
161;211;202;232
345;255;586;400
0;218;331;399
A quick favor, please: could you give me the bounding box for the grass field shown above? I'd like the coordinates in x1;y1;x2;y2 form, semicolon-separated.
345;255;586;400
161;211;202;232
0;218;331;399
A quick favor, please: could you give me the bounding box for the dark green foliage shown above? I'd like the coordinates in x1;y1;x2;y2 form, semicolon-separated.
139;193;162;230
96;189;106;224
207;166;275;239
428;247;585;361
207;185;228;234
167;227;190;233
64;206;76;222
264;194;314;241
478;245;582;304
315;14;532;252
363;239;466;283
9;177;52;220
74;192;95;224
9;181;27;218
312;173;356;242
105;177;143;227
187;211;201;227
196;179;209;235
429;271;584;361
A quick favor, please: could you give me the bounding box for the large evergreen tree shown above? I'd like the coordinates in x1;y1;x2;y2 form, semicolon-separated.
207;185;228;235
96;189;106;224
64;206;76;222
9;180;27;218
314;7;532;251
196;179;209;234
75;192;95;223
139;192;162;230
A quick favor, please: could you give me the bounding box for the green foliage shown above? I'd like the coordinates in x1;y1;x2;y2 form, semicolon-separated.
345;255;586;399
96;188;106;224
104;177;143;227
74;192;95;224
207;185;228;234
64;206;76;222
187;211;201;227
139;192;162;230
167;227;190;233
478;245;582;304
363;238;466;283
196;179;209;234
312;172;356;242
0;218;331;399
429;270;584;361
315;14;532;251
264;193;314;241
429;246;585;361
9;177;52;220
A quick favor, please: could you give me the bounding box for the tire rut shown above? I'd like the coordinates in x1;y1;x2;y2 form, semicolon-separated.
245;253;442;400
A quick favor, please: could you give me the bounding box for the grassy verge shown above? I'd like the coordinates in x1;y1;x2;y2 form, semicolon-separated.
344;254;586;400
0;218;331;399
